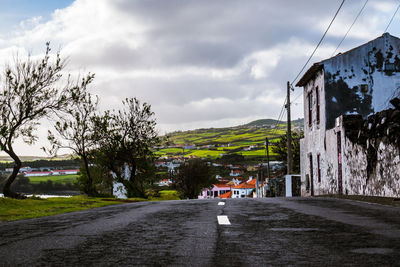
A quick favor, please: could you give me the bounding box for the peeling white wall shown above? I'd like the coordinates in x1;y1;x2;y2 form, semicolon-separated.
303;112;400;197
343;132;400;197
301;70;327;196
300;33;400;197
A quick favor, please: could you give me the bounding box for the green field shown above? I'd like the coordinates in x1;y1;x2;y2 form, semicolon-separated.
28;174;79;184
157;118;303;160
238;148;277;157
184;150;224;159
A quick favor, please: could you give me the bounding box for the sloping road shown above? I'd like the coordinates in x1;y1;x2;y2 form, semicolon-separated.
1;197;400;266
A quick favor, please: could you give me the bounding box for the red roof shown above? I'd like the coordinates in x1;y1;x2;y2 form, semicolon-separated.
233;182;255;189
214;183;230;188
247;179;256;186
218;191;232;199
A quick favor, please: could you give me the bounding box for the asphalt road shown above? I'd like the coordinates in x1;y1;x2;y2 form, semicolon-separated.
1;197;400;266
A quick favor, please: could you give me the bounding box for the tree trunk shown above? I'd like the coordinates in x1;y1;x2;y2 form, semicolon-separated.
82;155;95;196
2;148;25;199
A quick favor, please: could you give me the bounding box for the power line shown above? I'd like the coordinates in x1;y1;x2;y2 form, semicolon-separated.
291;90;303;104
291;0;346;86
332;0;369;57
384;2;400;33
271;99;286;137
270;0;345;137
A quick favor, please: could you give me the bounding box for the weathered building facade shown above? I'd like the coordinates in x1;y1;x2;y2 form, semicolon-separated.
297;33;400;197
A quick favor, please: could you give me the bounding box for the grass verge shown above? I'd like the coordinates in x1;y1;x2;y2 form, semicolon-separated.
0;190;181;222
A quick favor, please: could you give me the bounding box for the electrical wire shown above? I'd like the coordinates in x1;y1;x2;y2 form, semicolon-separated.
271;100;287;137
384;2;400;33
291;0;346;86
291;91;303;105
270;0;345;139
332;0;369;57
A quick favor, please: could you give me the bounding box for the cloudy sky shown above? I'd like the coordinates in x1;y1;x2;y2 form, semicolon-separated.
0;0;399;156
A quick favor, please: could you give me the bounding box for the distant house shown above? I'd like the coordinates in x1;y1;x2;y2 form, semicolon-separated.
5;166;32;173
167;162;180;173
24;171;52;177
297;33;400;197
157;179;172;187
51;169;79;175
231;179;256;198
243;145;256;151
23;169;79;177
230;170;243;177
198;183;231;199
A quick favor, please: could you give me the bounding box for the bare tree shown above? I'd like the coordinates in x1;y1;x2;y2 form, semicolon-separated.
46;74;98;196
0;43;79;198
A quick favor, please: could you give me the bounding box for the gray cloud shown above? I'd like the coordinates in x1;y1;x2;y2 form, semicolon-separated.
0;0;396;155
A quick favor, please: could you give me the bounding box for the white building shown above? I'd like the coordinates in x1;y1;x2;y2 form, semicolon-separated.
231;179;256;198
24;171;52;177
297;33;400;197
51;169;79;175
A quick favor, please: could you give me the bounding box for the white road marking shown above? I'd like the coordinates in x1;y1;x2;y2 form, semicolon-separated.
217;215;231;225
218;202;225;206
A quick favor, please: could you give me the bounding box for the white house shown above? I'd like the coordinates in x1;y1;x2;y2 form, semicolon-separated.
167;162;180;173
157;179;172;187
231;179;256;198
230;170;243;177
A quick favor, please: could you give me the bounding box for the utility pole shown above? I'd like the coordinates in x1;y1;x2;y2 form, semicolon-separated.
265;137;271;198
265;137;271;180
286;81;293;174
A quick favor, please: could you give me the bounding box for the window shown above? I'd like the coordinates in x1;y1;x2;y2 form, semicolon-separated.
308;92;313;127
316;86;320;124
317;154;321;183
309;154;314;196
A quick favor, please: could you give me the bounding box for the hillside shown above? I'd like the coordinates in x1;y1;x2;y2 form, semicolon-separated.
156;118;303;161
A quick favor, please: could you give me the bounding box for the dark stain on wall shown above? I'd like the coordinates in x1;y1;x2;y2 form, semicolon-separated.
325;72;373;129
323;46;400;129
374;50;384;71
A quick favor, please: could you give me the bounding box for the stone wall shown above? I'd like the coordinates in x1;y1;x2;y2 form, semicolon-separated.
341;98;400;197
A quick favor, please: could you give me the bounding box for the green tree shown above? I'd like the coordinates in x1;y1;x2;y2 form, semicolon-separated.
76;164;113;196
172;159;216;199
0;43;79;198
271;131;304;173
94;97;160;198
45;78;99;196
